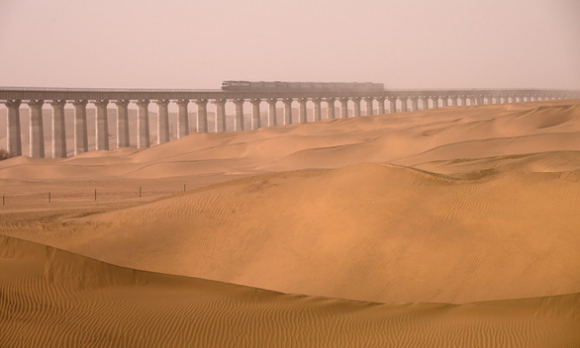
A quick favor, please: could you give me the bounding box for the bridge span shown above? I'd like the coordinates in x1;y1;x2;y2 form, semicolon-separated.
1;87;578;158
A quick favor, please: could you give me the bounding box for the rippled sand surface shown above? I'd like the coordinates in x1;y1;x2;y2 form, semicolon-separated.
1;100;580;347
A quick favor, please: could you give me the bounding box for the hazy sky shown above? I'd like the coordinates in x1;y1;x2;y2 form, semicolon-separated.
0;0;579;90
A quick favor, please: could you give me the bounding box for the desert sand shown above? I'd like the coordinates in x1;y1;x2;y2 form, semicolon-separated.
1;100;580;346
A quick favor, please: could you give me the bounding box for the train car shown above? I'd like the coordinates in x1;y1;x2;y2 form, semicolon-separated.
274;81;289;89
222;81;384;92
221;81;251;90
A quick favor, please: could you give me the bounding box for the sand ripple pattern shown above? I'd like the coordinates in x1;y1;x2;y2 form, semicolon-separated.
1;235;580;347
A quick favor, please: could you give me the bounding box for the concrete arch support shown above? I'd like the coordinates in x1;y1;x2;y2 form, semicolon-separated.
410;97;419;112
326;98;336;119
364;97;374;116
136;100;150;149
388;97;397;113
421;97;429;110
73;100;89;155
176;99;189;138
339;98;349;119
312;98;322;121
352;98;361;117
156;99;170;144
233;99;245;131
114;100;130;148
298;98;308;123
196;99;209;133
5;100;22;157
250;99;261;130
50;100;67;158
27;100;45;158
400;97;408;112
213;99;227;132
94;99;110;150
376;97;385;114
283;98;293;125
267;99;277;127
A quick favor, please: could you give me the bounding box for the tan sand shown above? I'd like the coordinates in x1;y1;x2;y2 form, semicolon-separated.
1;100;580;346
1;234;579;347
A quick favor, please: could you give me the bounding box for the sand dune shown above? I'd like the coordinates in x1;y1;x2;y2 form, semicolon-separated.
2;101;580;346
2;234;579;347
5;161;579;304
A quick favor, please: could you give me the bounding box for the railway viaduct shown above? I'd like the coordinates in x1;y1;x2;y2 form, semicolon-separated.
1;87;579;158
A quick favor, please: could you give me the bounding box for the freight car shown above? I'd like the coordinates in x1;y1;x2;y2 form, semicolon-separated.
221;81;384;92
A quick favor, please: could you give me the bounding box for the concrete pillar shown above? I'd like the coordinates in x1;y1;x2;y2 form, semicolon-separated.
5;100;22;157
376;97;385;114
73;100;88;156
50;100;67;158
213;99;227;132
233;99;245;131
282;98;293;125
431;97;439;109
469;96;477;105
326;98;336;119
298;98;308;123
352;97;361;117
267;99;277;127
115;100;130;148
400;97;408;112
94;99;109;151
364;97;374;116
136;100;150;149
312;98;322;121
477;96;484;105
441;97;448;107
421;97;429;110
176;99;189;138
27;100;45;158
339;98;349;119
450;97;458;106
195;99;208;133
156;99;170;144
410;97;419;111
460;96;467;106
250;99;261;130
388;97;397;113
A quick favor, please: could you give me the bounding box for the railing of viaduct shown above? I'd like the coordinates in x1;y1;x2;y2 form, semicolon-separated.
1;87;579;159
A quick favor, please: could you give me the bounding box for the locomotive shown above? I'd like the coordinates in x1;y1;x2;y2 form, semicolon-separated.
221;81;384;92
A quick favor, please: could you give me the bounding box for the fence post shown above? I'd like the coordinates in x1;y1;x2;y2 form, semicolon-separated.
139;187;142;198
95;189;97;201
2;195;4;206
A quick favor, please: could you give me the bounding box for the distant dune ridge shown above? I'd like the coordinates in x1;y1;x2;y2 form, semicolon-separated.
1;100;580;346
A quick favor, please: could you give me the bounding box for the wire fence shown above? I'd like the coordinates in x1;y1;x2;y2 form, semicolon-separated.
1;184;190;207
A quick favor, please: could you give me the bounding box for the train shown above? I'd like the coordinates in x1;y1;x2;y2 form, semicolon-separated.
221;81;384;92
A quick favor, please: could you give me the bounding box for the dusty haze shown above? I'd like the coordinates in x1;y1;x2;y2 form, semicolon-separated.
0;0;579;90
